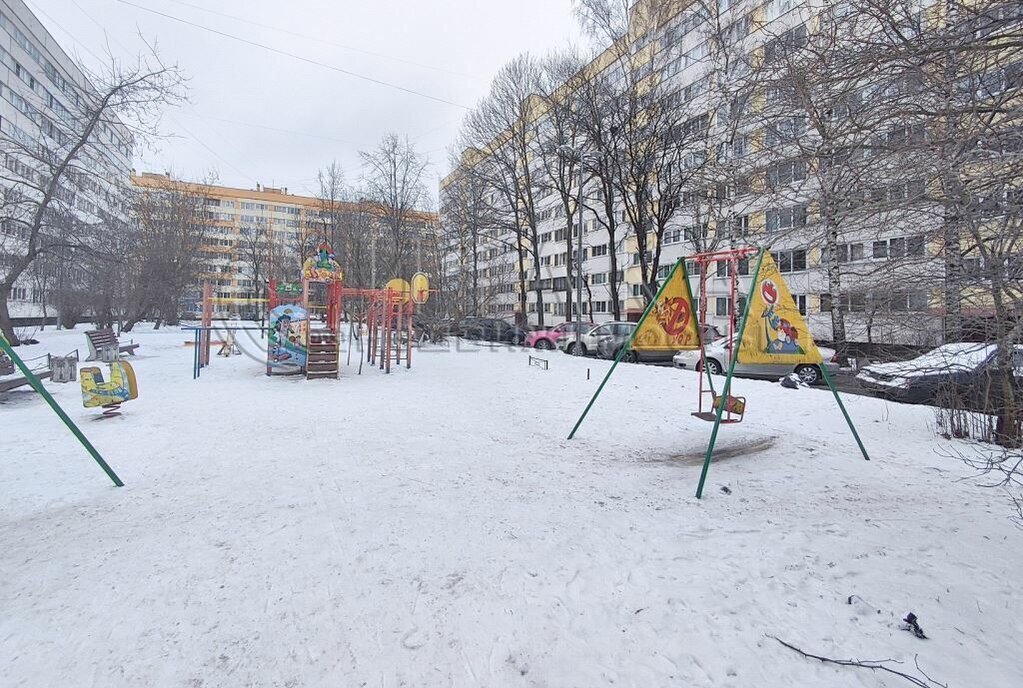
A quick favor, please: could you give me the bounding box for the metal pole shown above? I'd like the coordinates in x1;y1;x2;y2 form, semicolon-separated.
695;249;766;499
820;364;870;461
568;260;683;439
575;161;584;354
0;334;124;487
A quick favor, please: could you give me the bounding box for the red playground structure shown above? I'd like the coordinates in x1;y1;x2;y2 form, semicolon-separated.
194;244;431;380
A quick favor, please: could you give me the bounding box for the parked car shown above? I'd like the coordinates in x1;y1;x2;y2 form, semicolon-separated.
458;317;527;345
856;342;1023;405
558;321;636;356
596;322;726;363
526;321;594;350
672;336;839;385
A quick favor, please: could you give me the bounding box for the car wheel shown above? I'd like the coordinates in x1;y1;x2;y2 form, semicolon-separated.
795;364;822;385
534;339;553;350
566;342;586;356
704;359;723;375
621;349;638;363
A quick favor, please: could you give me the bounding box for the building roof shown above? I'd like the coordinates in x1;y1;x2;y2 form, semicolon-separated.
131;172;439;223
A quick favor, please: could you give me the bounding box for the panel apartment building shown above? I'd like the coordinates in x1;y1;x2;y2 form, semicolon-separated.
441;0;1018;347
0;0;132;319
132;172;440;317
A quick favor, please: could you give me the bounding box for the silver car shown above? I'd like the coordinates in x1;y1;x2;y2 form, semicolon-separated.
557;321;636;356
672;336;839;385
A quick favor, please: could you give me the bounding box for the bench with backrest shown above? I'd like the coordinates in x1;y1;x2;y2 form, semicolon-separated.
85;328;139;361
0;350;52;392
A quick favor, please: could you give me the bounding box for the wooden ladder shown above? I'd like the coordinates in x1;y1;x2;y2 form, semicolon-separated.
306;329;339;380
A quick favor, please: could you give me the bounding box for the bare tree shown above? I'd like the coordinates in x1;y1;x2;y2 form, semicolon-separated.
359;134;429;280
0;50;184;343
461;55;549;326
121;174;216;331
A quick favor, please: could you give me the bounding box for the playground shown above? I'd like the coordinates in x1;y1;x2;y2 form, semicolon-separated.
2;321;1022;687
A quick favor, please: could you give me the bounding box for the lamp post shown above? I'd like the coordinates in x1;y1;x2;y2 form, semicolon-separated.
556;144;590;356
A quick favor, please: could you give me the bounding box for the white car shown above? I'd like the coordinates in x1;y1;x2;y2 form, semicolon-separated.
557;321;636;356
672;336;839;385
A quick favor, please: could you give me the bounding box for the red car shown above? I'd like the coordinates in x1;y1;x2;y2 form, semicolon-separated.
526;321;593;349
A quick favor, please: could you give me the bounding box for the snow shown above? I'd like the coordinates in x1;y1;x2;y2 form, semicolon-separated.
2;325;1022;687
862;342;1004;380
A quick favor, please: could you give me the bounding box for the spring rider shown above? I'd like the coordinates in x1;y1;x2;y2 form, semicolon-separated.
80;360;139;418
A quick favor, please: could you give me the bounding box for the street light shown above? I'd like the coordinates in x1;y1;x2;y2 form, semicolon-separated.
555;144;594;356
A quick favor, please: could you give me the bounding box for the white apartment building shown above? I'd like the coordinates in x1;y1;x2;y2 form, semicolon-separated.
0;0;132;320
441;0;975;347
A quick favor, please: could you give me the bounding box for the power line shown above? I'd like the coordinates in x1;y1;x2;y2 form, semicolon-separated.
114;0;470;110
183;112;361;148
163;0;480;81
52;0;270;185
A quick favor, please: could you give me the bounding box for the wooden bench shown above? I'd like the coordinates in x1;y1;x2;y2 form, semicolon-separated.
0;369;52;392
85;329;139;361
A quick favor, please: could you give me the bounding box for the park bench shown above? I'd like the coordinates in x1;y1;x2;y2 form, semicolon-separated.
0;350;52;392
85;328;139;361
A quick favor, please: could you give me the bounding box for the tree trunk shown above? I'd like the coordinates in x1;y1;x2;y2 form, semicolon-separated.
943;217;963;342
825;219;847;358
0;288;19;345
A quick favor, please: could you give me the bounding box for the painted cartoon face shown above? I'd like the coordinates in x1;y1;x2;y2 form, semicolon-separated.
779;318;798;342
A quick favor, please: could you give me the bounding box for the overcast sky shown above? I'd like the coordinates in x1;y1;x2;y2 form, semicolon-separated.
31;0;585;203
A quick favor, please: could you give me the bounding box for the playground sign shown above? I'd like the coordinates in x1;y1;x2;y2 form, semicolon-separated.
411;273;430;304
275;282;302;296
736;252;822;366
631;260;700;352
385;278;411;304
267;304;309;375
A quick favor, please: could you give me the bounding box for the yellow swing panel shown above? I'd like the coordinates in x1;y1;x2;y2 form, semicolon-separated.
632;260;701;353
736;252;823;366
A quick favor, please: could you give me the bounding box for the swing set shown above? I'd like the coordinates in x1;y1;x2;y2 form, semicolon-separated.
568;246;869;499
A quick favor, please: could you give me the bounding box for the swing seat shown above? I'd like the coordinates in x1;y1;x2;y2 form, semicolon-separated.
692;394;746;423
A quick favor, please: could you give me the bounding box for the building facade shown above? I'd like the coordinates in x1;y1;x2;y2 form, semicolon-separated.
0;0;133;320
441;0;1018;348
132;173;440;317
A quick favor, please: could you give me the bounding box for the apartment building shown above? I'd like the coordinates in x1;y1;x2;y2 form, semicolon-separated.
132;172;440;316
442;0;1017;347
0;0;132;319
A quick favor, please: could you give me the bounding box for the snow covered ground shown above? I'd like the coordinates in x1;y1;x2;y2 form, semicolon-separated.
2;325;1021;687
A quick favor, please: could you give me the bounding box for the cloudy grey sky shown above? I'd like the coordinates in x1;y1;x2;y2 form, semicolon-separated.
31;0;585;202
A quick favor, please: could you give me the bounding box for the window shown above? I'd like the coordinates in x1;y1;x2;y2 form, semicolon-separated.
716;297;732;317
773;249;807;273
591;272;607;285
838;243;864;263
872;240;888;259
765;0;798;21
766;205;808;232
684;42;709;68
791;294;807;316
766;159;807;186
591;243;609;257
765;117;805;146
764;24;808;63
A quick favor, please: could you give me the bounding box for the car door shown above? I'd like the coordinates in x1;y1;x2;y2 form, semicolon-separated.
587;325;612;349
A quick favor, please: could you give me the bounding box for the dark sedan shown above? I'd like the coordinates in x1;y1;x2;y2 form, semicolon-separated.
457;317;527;345
856;342;1023;406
